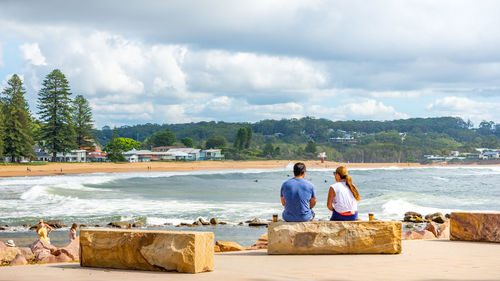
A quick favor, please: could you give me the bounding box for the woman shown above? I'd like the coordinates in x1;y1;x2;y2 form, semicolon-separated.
36;219;53;244
69;223;78;242
327;166;361;221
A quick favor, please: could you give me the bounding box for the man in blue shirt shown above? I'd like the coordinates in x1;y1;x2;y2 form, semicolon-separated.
280;162;316;222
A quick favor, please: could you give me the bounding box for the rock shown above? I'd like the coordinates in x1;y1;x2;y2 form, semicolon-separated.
238;222;244;226
198;218;208;224
193;221;202;226
209;218;218;225
46;220;63;228
249;221;269;227
404;212;425;223
52;237;79;261
424;221;439;237
29;225;37;230
0;248;22;263
445;213;451;219
450;212;500;242
80;224;89;228
402;230;436;240
425;212;446;224
94;224;102;227
0;225;6;231
107;222;130;228
247;233;268;250
215;241;246;252
132;222;144;228
0;241;6;248
246;218;260;223
9;253;28;266
30;239;58;262
80;229;214;273
268;221;402;254
438;220;450;239
219;222;227;225
23;223;32;227
19;247;34;260
214;245;221;252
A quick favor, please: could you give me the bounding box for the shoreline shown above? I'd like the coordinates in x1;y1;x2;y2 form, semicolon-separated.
0;160;495;178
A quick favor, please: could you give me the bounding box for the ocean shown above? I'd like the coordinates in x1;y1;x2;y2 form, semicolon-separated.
1;165;499;246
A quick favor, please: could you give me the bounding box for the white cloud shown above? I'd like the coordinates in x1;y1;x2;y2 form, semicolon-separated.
310;99;409;121
0;42;3;67
19;43;47;66
427;96;500;123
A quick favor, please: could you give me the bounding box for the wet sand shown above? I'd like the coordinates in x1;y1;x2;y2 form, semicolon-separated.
1;240;499;280
0;161;427;178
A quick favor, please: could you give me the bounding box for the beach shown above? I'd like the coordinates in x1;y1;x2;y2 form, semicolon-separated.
0;160;426;178
2;240;500;280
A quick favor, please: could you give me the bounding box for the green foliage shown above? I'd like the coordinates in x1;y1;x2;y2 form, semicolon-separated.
0;74;34;162
205;135;227;149
233;126;253;151
305;140;317;154
105;137;141;152
181;137;194;148
143;128;176;149
72;95;95;148
37;69;75;160
105;128;126;162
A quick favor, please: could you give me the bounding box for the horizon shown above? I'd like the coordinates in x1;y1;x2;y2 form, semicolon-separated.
1;1;500;128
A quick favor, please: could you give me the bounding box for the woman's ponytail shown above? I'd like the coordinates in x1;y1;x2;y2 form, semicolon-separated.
345;175;361;201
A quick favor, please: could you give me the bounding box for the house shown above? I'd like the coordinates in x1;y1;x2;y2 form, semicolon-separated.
200;149;224;160
35;149;87;162
164;148;201;161
123;149;154;162
483;151;500;159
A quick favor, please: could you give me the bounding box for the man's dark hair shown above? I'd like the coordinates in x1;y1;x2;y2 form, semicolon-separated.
293;162;306;177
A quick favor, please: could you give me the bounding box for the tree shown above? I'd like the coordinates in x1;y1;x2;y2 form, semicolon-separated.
37;69;75;161
72;95;94;149
263;143;274;157
206;135;227;149
104;137;141;152
305;140;317;154
105;128;126;162
144;128;176;148
0;74;35;162
181;137;194;148
233;126;253;151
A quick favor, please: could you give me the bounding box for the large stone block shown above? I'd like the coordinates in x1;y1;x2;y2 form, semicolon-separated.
268;221;401;255
80;229;214;273
450;212;500;242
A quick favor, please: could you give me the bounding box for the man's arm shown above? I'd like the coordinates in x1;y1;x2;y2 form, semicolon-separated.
310;197;316;209
281;196;286;207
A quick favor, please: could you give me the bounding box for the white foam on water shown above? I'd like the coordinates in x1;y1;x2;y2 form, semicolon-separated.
20;185;47;201
381;199;453;219
146;217;169;225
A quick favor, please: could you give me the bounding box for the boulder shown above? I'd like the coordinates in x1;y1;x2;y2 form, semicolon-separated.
450;212;500;242
46;220;63;228
216;241;246;252
404;212;425;223
132;222;144;228
214;245;221;252
425;212;446;224
80;224;89;228
247;233;268;250
107;221;130;228
30;239;58;262
19;247;34;260
402;230;436;240
9;253;28;266
0;241;6;248
437;220;450;239
424;221;439;237
268;221;401;255
209;218;218;225
52;237;79;261
193;221;202;226
23;223;32;228
0;248;22;263
219;222;227;225
0;225;6;231
198;218;209;225
80;229;214;273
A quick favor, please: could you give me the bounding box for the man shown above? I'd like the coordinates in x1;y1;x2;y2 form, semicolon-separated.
280;162;316;222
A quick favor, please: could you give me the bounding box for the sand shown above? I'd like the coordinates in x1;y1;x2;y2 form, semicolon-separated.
0;160;429;178
1;240;499;280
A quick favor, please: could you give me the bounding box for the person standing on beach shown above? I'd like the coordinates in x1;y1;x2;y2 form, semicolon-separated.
69;223;78;242
327;166;361;221
280;162;316;222
36;219;53;244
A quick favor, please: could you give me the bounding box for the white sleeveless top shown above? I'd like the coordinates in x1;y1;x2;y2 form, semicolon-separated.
331;182;357;214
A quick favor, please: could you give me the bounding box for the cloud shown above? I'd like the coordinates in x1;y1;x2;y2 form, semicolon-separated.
19;43;47;66
310;99;409;121
427;96;500;123
0;42;3;67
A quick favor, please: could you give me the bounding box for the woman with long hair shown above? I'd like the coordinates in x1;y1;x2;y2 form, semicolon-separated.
69;223;78;242
327;166;361;221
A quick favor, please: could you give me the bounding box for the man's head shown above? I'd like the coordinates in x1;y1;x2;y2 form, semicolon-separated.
293;162;306;177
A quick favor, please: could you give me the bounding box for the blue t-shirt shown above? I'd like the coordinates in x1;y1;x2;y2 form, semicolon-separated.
280;178;316;222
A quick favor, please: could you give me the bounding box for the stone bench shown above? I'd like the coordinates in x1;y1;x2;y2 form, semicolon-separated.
80;229;214;273
450;212;500;243
268;221;402;255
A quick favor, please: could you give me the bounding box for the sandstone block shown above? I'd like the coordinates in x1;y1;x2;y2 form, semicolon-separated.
450;212;500;242
80;229;214;273
268;221;401;255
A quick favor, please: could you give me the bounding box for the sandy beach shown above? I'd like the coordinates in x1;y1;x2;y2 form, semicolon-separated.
0;161;431;178
1;240;499;281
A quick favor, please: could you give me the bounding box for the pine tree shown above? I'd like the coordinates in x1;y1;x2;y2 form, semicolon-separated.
37;69;75;161
106;128;126;162
73;94;95;149
0;74;34;162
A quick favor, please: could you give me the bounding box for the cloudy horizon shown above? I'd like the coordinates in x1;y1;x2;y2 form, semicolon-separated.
1;0;499;128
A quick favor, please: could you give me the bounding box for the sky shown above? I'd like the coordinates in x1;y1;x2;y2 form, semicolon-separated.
0;0;499;128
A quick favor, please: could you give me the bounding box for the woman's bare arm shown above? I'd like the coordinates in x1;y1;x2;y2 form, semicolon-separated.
326;187;335;211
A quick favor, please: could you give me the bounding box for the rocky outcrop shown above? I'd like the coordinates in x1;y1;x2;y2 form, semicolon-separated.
46;220;64;228
450;212;500;242
424;221;438;237
437;220;450;239
9;253;28;266
268;221;401;255
107;221;130;228
425;212;446;224
29;239;77;263
402;230;436;240
0;241;6;248
0;248;22;263
247;233;268;250
80;229;214;273
52;238;79;261
404;212;425;223
209;218;218;225
216;241;246;252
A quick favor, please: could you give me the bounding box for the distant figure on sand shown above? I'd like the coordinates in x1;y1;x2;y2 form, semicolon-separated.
69;223;78;242
280;162;316;222
327;166;361;221
36;219;53;243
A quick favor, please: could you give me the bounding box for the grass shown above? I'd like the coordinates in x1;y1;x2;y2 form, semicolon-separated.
0;162;48;166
